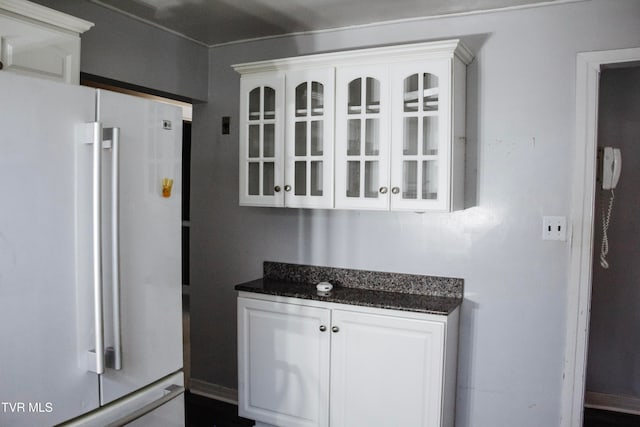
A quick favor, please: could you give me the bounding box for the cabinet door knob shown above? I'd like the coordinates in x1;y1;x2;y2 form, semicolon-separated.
379;186;388;194
331;326;340;333
319;325;327;332
274;186;281;193
391;187;400;194
284;185;292;192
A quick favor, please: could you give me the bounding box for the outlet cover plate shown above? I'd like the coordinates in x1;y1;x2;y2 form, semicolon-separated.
542;216;567;241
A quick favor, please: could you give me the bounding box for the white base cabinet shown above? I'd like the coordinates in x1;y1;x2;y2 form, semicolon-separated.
238;293;459;427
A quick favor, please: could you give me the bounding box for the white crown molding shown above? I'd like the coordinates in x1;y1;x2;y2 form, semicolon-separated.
212;0;588;48
77;0;587;48
232;39;473;75
0;0;94;34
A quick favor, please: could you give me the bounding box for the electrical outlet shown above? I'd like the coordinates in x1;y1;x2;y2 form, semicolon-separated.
542;216;567;241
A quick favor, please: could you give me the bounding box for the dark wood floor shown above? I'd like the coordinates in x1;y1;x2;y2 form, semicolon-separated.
185;391;254;427
583;408;640;426
185;393;640;427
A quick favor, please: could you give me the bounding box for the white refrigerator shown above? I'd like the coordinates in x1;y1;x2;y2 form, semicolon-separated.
0;71;185;426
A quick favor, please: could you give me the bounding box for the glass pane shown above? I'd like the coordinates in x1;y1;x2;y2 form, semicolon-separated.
264;124;275;157
364;161;379;198
422;160;438;200
248;162;259;195
347;161;360;198
403;117;418;155
295;161;306;196
424;72;439;89
366;77;380;113
404;74;419;112
295;121;307;156
403;161;417;199
264;87;275;119
348;78;362;114
249;88;260;120
311;121;323;155
422;116;438;155
423;73;439;111
365;119;379;156
347;119;361;156
296;83;307;117
263;162;275;195
311;161;323;196
311;82;324;116
248;125;260;158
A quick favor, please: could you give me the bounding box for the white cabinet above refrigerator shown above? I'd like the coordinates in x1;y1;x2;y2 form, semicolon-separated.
0;0;94;84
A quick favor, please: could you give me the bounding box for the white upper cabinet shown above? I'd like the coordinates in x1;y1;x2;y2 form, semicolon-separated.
334;66;391;210
390;59;453;211
285;68;334;209
234;39;472;211
0;0;94;84
239;72;285;207
238;69;334;208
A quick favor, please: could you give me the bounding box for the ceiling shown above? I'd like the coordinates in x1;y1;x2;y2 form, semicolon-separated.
90;0;577;47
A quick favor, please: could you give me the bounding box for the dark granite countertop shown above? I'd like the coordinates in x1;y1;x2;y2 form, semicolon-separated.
235;278;462;315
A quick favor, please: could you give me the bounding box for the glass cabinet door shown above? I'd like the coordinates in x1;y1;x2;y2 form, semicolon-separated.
391;60;450;211
285;68;334;208
239;73;284;206
335;66;390;210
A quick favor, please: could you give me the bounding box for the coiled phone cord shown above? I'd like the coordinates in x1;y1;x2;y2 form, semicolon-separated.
600;189;615;269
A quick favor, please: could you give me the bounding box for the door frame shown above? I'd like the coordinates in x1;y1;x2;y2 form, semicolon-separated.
561;46;640;427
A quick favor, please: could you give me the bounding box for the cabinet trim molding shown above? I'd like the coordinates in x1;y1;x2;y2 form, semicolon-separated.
232;39;473;74
0;0;94;34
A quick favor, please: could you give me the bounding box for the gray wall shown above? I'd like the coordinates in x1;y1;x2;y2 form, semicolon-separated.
587;65;640;397
191;1;640;426
31;0;208;101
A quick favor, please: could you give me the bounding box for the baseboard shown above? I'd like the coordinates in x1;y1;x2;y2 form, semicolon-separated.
585;391;640;415
189;379;238;405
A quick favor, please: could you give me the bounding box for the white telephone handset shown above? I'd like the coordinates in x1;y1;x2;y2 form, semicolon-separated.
599;147;622;269
602;147;622;190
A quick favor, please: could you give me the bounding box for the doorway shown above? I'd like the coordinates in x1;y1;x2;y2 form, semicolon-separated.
584;65;640;417
562;48;640;427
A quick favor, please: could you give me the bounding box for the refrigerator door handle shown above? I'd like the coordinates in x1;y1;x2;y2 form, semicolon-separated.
104;127;123;371
79;122;105;375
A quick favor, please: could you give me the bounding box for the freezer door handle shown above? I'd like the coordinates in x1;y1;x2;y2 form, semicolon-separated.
104;127;123;371
79;122;106;375
103;384;185;427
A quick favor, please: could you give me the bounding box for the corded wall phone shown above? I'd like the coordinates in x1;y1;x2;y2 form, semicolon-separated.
598;147;622;269
601;147;622;190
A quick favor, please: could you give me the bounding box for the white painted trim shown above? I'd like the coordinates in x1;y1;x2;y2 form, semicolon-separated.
0;0;93;33
210;0;588;48
232;39;473;74
585;391;640;415
561;46;640;427
88;0;586;48
189;378;238;405
88;0;208;47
